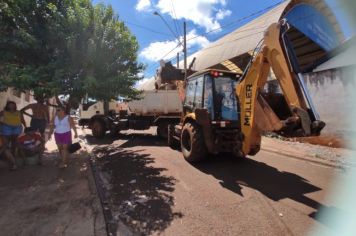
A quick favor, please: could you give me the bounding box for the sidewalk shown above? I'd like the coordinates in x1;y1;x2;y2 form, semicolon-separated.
0;132;105;236
262;136;356;169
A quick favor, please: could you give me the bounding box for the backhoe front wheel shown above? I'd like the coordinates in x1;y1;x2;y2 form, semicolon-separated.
181;122;207;163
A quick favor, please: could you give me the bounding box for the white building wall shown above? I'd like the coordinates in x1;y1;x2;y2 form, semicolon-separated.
304;66;356;139
0;88;35;125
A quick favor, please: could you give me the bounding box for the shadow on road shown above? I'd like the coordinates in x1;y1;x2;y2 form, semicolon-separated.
193;154;343;227
84;132;166;148
118;133;167;148
93;145;182;235
84;134;114;145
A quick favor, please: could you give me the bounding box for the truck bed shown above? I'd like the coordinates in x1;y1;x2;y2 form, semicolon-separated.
128;90;182;116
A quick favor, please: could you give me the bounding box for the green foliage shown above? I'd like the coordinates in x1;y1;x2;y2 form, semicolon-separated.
0;0;144;102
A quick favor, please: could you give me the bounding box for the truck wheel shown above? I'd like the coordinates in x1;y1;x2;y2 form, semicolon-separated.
92;120;106;138
181;122;207;162
168;124;178;149
157;122;169;139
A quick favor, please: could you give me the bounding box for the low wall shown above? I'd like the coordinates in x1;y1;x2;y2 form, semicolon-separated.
302;66;356;147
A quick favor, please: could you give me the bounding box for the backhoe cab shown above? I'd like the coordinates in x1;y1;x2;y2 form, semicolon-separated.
168;70;244;162
169;22;325;163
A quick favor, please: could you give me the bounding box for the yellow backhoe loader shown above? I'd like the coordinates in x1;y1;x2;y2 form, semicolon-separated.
166;22;325;162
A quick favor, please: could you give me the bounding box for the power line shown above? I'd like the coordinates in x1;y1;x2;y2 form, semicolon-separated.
154;11;182;45
144;25;269;75
187;0;287;42
124;20;173;37
144;43;182;73
143;0;288;75
170;0;182;37
144;26;269;75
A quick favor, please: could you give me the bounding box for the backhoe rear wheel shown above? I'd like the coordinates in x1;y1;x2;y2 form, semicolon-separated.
181;122;207;163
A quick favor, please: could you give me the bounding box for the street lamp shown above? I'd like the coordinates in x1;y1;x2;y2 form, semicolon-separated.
153;11;187;80
153;11;182;45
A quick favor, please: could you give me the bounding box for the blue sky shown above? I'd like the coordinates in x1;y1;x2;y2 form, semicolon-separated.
92;0;353;79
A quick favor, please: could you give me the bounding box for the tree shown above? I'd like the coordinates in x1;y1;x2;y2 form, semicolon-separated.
0;0;76;94
0;0;144;110
82;4;144;103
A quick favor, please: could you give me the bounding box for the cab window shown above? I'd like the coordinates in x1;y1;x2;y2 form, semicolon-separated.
184;79;195;108
204;75;214;118
195;76;204;108
184;76;204;109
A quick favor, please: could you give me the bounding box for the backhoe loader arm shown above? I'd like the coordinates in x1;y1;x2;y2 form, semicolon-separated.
237;23;325;156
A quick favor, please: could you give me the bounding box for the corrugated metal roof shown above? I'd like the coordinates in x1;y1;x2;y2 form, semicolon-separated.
187;1;290;71
184;0;344;72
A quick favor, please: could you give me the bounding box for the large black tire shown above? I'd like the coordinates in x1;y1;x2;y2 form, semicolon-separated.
92;120;106;138
181;122;207;163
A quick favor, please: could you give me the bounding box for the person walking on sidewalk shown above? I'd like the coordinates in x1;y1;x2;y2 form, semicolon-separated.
0;101;26;154
48;106;78;168
21;96;49;137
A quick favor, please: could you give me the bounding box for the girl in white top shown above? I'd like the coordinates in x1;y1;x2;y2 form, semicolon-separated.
49;106;78;168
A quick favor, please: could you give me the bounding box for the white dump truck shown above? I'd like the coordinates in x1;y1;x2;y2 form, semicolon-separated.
83;76;183;138
81;61;185;138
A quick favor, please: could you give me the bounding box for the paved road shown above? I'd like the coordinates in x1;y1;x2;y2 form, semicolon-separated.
88;128;343;236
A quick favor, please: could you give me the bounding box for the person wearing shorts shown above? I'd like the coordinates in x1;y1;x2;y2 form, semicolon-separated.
21;96;49;136
48;106;78;168
0;101;26;154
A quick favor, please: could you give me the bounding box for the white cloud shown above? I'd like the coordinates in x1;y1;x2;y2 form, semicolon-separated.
216;9;231;20
155;0;231;32
136;76;156;90
140;40;179;62
219;0;227;6
135;0;152;12
139;30;210;62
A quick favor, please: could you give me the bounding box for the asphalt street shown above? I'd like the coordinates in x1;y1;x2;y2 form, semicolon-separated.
88;128;344;236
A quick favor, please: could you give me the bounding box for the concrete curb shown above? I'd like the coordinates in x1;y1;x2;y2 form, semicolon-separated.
81;128;136;236
261;146;346;170
86;156;107;236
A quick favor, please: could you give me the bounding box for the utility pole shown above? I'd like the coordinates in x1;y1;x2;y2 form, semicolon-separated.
183;21;187;81
177;52;180;68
